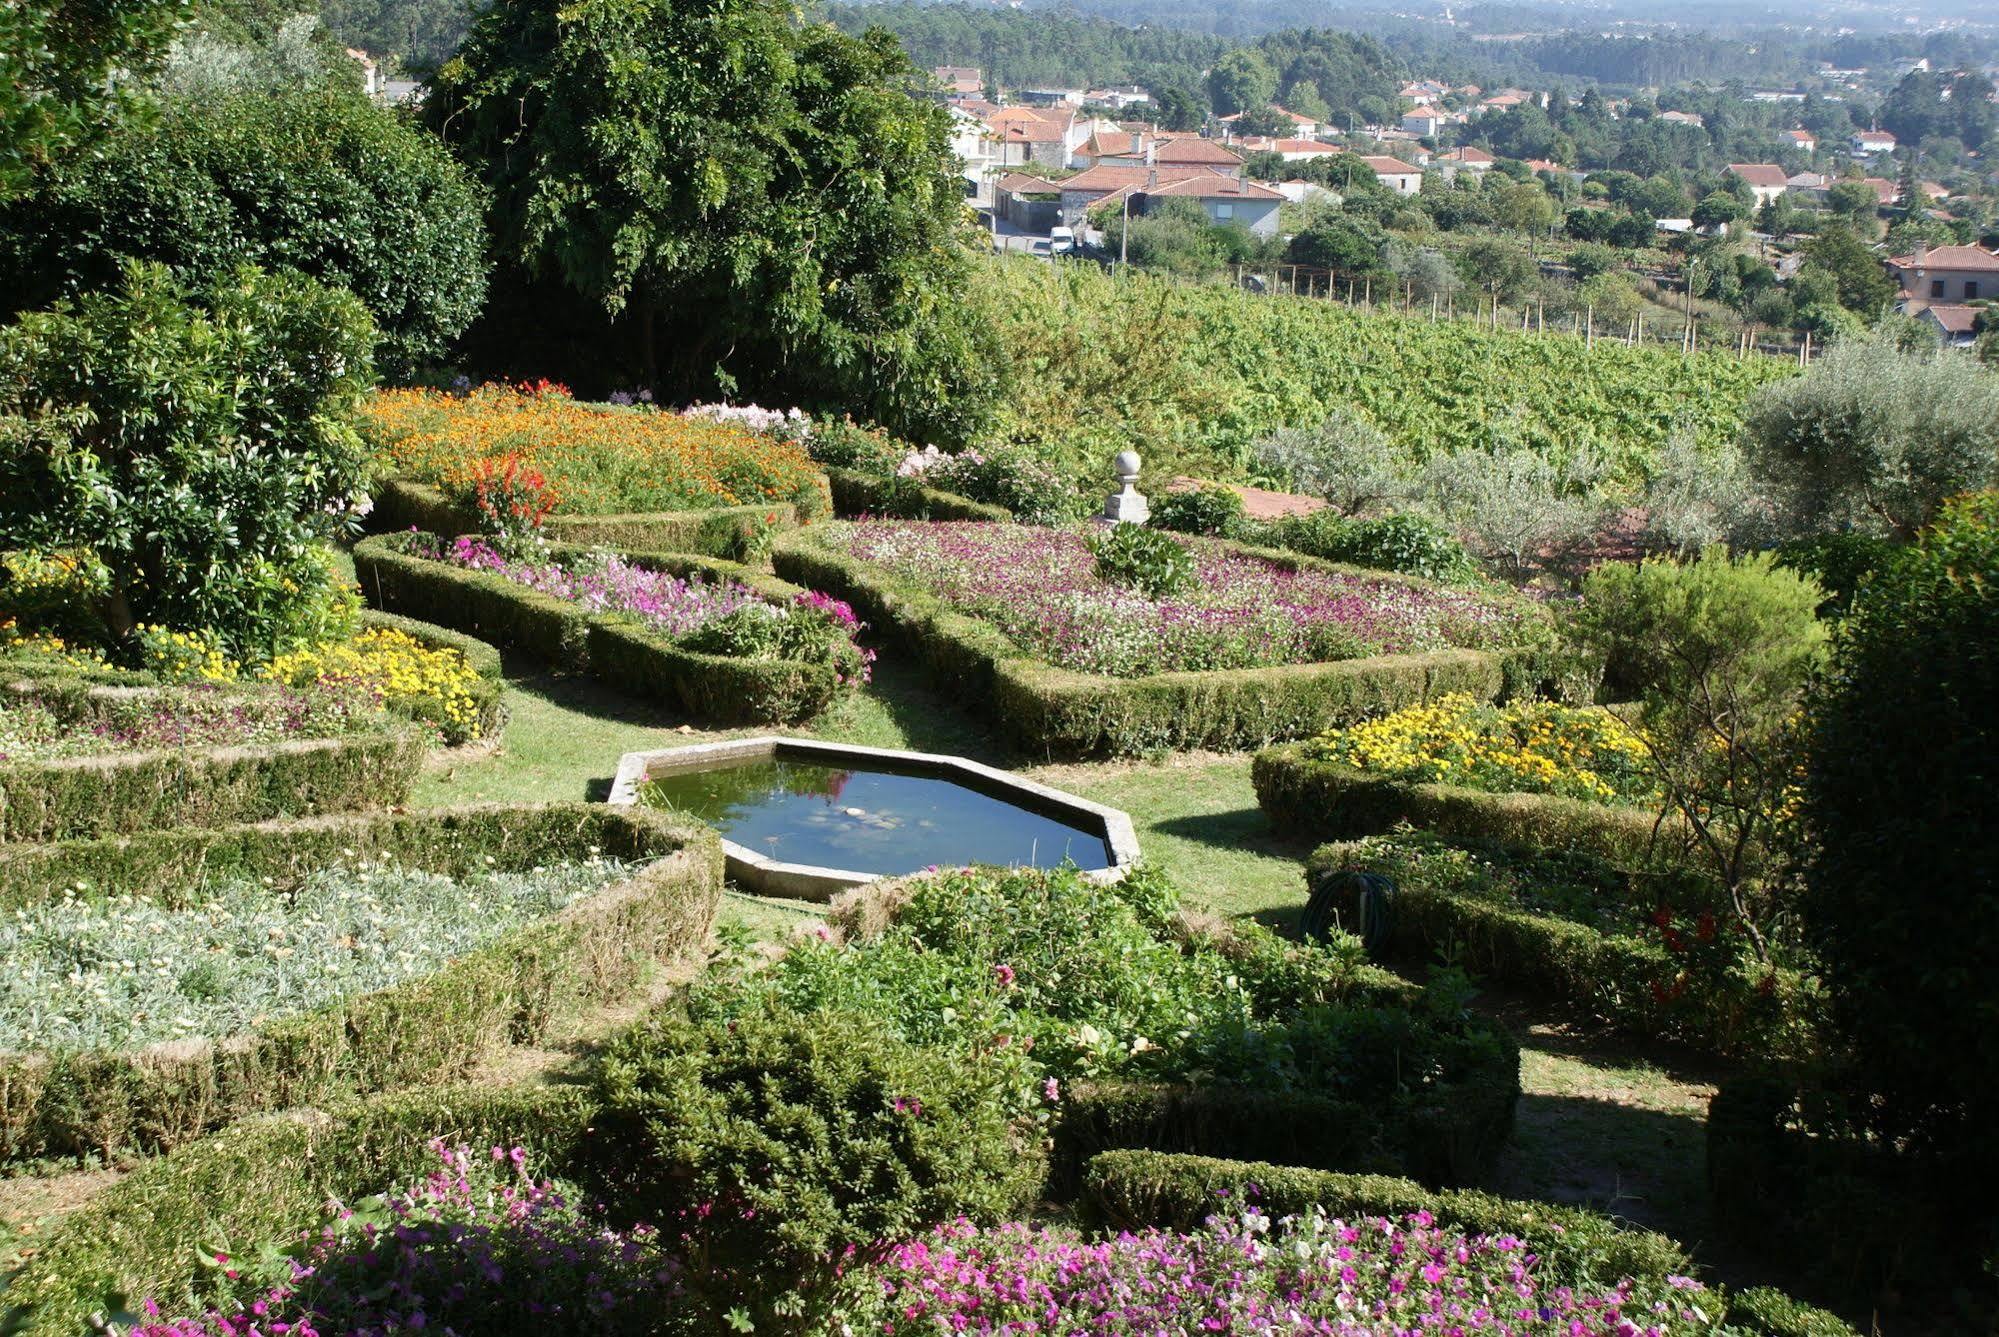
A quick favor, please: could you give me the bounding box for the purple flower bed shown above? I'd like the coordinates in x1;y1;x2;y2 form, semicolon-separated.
815;522;1536;677
857;1212;1715;1336
427;536;765;637
0;682;384;764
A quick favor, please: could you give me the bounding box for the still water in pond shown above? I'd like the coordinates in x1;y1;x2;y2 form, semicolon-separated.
637;756;1112;875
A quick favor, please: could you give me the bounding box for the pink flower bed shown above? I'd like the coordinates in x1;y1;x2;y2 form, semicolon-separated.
815;521;1536;676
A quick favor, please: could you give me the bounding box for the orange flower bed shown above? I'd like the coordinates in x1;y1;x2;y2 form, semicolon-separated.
360;383;825;517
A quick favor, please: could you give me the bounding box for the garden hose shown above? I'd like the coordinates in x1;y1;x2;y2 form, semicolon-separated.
1302;869;1396;955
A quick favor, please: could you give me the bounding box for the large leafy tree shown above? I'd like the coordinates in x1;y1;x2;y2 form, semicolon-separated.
0;90;488;378
428;0;996;440
0;0;188;199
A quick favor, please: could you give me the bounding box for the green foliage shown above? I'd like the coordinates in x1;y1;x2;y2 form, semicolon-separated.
1804;491;1999;1167
1798;227;1898;318
0;90;486;377
432;0;997;442
1571;551;1825;958
925;444;1087;525
1259;512;1480;584
0;0;188;200
0;262;376;660
1287;216;1389;275
806;416;907;473
1250;408;1406;515
1740;330;1999;539
1090;523;1197;599
1150;484;1248;538
593;1007;1039;1321
1771;531;1898;618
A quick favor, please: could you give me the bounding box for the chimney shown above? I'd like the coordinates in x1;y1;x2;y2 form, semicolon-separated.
1915;239;1929;268
1147;169;1158;188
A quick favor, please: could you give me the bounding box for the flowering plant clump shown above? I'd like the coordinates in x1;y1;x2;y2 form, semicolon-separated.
133;1142;680;1337
898;447;1084;525
1311;693;1660;806
0;683;386;765
849;1209;1717;1335
259;628;487;744
814;521;1537;677
681;401;811;444
360;383;826;518
445;452;559;537
427;537;872;687
0;855;632;1051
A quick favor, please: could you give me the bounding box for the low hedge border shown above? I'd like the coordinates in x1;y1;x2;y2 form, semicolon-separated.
1080;1150;1860;1336
1051;1028;1519;1195
353;532;840;723
0;803;722;1161
1253;743;1673;863
1;1083;600;1337
0;683;427;843
367;478;813;557
772;532;1543;758
823;466;1012;522
1302;840;1816;1060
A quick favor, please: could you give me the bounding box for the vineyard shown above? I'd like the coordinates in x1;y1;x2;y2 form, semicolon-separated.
975;258;1799;485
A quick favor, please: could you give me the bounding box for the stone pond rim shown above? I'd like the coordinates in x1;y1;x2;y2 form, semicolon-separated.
607;736;1141;901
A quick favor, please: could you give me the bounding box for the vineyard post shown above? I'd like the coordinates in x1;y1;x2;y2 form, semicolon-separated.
1801;329;1811;366
1431;294;1438;321
1364;276;1371;307
1586;305;1594;349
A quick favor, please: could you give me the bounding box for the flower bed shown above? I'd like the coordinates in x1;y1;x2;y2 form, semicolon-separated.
0;683;426;843
775;525;1549;757
1311;694;1658;807
1253;739;1671;865
1303;832;1816;1059
359;383;829;551
0;803;721;1159
353;532;865;724
690;863;1519;1187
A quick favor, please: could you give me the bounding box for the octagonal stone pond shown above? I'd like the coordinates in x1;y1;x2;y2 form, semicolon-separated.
608;737;1139;900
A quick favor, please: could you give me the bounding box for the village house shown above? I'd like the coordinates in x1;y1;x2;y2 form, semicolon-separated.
1437;146;1496;178
1658;110;1705;128
992;171;1065;232
1784;129;1817;154
933;66;983;97
1402;105;1450;137
1726;163;1791;205
1849;130;1897;155
1357;154;1424;195
1920;304;1982;348
1886;242;1999;308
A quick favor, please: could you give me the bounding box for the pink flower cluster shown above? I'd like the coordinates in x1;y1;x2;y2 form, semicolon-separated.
862;1211;1714;1335
818;521;1535;678
434;536;764;637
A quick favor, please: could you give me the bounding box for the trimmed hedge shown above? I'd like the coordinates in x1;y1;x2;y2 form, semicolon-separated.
0;684;427;843
1253;743;1672;862
1052;1032;1519;1194
1302;840;1815;1060
367;478;805;558
353;607;509;741
0;804;722;1160
772;533;1541;758
1080;1150;1861;1335
824;466;1012;522
1;1083;601;1337
352;532;841;723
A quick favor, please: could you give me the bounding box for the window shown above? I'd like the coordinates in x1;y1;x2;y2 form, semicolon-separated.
1967;281;1981;301
1932;279;1946;298
1214;203;1233;219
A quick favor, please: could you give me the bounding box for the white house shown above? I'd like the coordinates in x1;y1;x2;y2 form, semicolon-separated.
1726;163;1791;205
1402;106;1449;137
1849;130;1897;155
1358;155;1424;195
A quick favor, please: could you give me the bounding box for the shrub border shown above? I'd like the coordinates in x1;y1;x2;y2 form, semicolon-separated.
1302;840;1813;1060
352;532;843;724
1080;1150;1860;1335
823;466;1012;522
367;478;812;557
1253;742;1671;863
0;803;721;1161
0;682;427;843
771;529;1543;758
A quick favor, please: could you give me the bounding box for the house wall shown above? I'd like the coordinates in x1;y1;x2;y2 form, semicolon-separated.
1205;197;1280;238
1901;268;1993;303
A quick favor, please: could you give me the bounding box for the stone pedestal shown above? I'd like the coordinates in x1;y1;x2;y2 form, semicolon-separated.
1100;449;1149;525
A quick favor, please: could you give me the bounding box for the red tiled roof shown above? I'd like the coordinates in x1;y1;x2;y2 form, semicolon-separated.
1360;155;1422;175
1151;138;1244;165
1273;139;1342;154
1862;177;1899;205
995;172;1063;195
1141;176;1283;201
1058;164;1215;194
1443;146;1494;164
1727;163;1789;188
1924;304;1980;335
1887;244;1999;271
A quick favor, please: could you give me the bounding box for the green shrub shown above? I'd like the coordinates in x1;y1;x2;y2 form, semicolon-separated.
926;444;1088;525
806;415;906;472
1803;491;1999;1194
1089;522;1196;598
823;466;1013;522
1773;530;1899;619
0;262;375;661
592;1007;1041;1323
1260;511;1482;584
366;479;804;557
0;91;487;378
1150;484;1247;538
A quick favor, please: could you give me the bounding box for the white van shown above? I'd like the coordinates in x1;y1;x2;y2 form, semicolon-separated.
1049;226;1076;254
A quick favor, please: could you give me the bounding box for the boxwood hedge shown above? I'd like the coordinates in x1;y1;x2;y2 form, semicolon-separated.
823;466;1011;522
0;804;721;1160
368;479;803;558
1253;742;1672;862
0;683;428;843
771;533;1542;758
352;532;841;723
1081;1150;1860;1335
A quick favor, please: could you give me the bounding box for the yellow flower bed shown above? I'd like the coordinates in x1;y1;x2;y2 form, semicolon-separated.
260;628;485;744
1311;693;1659;806
0;618;109;672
